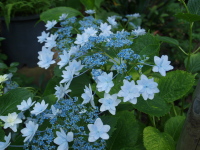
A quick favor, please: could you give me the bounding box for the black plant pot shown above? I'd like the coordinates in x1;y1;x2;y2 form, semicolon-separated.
0;15;46;67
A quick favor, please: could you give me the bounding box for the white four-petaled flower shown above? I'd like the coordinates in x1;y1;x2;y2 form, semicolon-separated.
81;84;95;108
0;112;22;132
44;105;61;119
31;100;48;115
118;79;143;104
37;31;49;43
37;46;55;69
99;93;121;115
17;97;35;111
132;26;146;36
107;16;117;26
59;13;68;21
45;20;57;30
55;82;71;101
74;33;89;46
21;121;39;142
88;118;110;142
0;133;11;150
85;10;96;14
99;23;113;37
96;72;114;93
57;50;70;69
137;74;159;100
152;55;174;76
54;128;73;150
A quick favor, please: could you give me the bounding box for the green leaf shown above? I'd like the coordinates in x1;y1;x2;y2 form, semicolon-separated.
131;33;160;60
43;76;62;96
0;37;5;41
42;94;57;105
8;67;17;73
101;115;119;137
175;13;200;22
187;0;200;15
164;116;185;142
10;62;19;67
106;111;142;149
133;95;171;117
69;73;91;97
0;63;8;69
184;52;200;73
80;0;95;9
156;36;179;46
0;88;34;116
143;126;175;150
40;7;83;22
95;0;104;9
0;128;5;141
0;54;7;61
158;70;195;103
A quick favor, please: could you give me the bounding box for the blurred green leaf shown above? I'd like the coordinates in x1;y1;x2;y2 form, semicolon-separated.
157;36;179;45
184;52;200;73
10;62;19;67
175;13;200;22
40;7;83;22
164;116;185;142
0;63;8;69
187;0;200;15
80;0;95;9
8;67;17;73
107;111;142;149
95;0;104;9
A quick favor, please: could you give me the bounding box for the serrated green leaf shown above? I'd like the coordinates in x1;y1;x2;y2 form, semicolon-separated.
184;52;200;73
187;0;200;15
164;116;185;142
158;70;195;103
131;33;160;60
106;111;141;149
157;36;179;45
143;126;175;150
0;88;34;115
133;95;171;117
101;116;119;137
80;0;95;9
175;13;200;22
40;7;83;22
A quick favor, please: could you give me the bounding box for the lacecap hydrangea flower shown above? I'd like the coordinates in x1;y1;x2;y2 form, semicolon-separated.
0;133;11;150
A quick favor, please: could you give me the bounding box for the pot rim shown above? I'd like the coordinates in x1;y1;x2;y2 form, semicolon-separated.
0;14;40;21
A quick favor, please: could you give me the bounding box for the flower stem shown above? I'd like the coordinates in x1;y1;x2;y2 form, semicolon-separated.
172;102;177;116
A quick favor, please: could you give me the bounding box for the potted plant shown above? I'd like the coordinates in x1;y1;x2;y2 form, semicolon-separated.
0;0;55;67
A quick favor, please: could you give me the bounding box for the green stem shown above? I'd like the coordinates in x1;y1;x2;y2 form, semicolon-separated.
186;22;194;71
180;0;189;13
172;102;177;116
178;46;188;55
148;115;156;127
193;46;200;54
